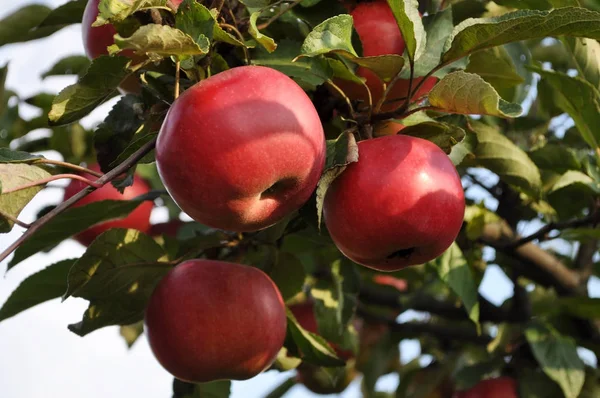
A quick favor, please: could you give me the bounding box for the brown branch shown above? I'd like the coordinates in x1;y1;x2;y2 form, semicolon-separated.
0;209;31;229
0;138;157;264
357;307;492;345
481;221;582;295
499;210;600;250
256;0;303;30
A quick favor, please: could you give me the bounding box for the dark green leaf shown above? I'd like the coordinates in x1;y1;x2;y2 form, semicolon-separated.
525;322;585;398
401;120;466;153
385;0;425;62
0;5;64;47
0;260;74;322
49;56;128;126
8;198;152;270
0;148;45;164
173;379;231;398
37;0;86;28
175;0;214;47
41;56;91;79
66;229;171;336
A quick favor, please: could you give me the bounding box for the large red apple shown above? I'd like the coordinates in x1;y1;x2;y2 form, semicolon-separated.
81;0;183;93
335;1;438;112
323;134;465;271
63;163;154;246
453;377;518;398
144;259;287;383
156;65;326;232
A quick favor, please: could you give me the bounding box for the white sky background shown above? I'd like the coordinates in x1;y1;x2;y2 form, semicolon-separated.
0;1;598;398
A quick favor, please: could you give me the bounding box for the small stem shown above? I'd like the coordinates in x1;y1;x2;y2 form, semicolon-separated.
174;60;181;100
401;59;415;111
0;139;157;265
2;174;102;195
33;159;103;177
220;23;249;64
0;209;31;229
257;0;303;30
326;79;357;120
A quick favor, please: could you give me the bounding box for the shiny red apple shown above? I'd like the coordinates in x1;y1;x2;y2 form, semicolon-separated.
144;259;287;383
323;134;465;271
63;163;154;246
156;65;326;232
453;377;518;398
336;1;438;112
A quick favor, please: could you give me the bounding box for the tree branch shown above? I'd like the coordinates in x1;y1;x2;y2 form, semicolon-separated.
480;221;582;295
0;138;157;264
357;307;492;345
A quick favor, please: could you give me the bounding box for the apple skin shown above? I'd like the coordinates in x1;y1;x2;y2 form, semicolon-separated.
148;220;184;237
156;65;326;232
335;1;438;112
453;377;517;398
144;259;287;383
63;163;154;247
289;301;355;360
323;134;465;271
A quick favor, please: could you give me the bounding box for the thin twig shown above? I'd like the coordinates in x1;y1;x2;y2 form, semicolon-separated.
33;159;103;177
219;23;250;64
257;0;303;30
326;79;357;120
0;138;157;265
0;209;31;229
174;60;181;100
1;174;102;195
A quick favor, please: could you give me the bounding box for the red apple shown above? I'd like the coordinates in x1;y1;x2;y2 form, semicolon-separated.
156;65;326;232
81;0;183;93
148;220;184;237
63;163;154;246
335;1;438;112
323;134;465;271
144;259;287;383
453;377;518;398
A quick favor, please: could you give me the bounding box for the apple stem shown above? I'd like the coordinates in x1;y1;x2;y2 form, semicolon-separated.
401;59;415;111
0;208;31;229
174;60;181;100
32;159;103;178
0;138;157;265
1;174;103;195
326;79;357;120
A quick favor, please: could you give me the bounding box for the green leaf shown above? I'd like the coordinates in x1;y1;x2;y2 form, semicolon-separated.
37;0;86;29
286;308;345;367
315;131;359;228
49;56;128;126
385;0;425;62
549;170;600;194
175;0;214;48
412;7;455;78
558;297;600;319
518;367;565;398
401;120;466;154
299;15;404;82
112;24;209;60
470;121;542;196
529;66;600;151
529;143;582;174
0;148;45;164
249;11;277;53
428;71;523;118
173;379;231;398
300;15;357;57
525;322;585;398
562;37;600;90
311;259;360;349
0;260;74;322
465;46;525;99
0;163;51;232
41;56;92;79
7;199;152;270
0;5;64;47
449;130;477;166
252;39;332;89
442;7;600;65
119;321;144;348
96;0;175;26
269;252;307;302
94;95;146;172
429;243;480;327
65;229;171;336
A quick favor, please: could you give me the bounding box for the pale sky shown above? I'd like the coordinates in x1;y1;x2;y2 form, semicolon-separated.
0;2;597;398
